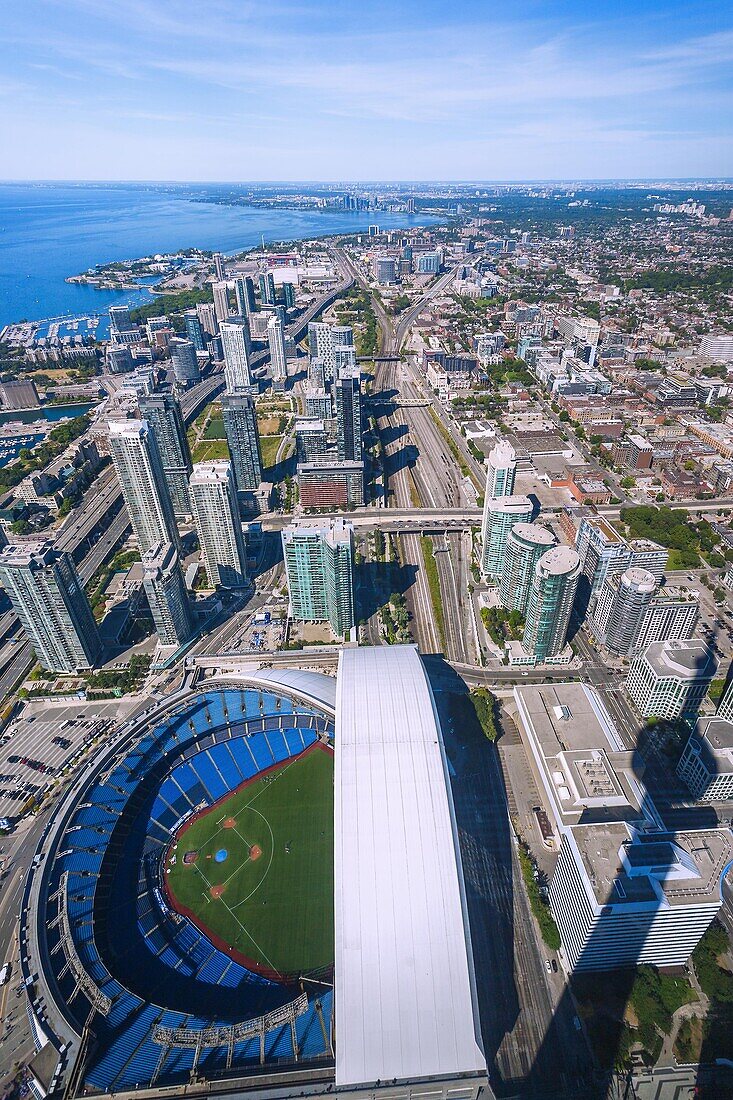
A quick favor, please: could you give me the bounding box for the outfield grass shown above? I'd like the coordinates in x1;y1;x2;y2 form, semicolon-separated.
164;745;333;978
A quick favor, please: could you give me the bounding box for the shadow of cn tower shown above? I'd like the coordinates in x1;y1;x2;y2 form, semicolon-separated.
498;681;733;1100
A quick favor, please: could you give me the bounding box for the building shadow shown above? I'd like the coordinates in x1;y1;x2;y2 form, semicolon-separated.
355;559;417;622
504;683;733;1100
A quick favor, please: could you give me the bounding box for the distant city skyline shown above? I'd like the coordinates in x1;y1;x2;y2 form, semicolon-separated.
2;0;732;181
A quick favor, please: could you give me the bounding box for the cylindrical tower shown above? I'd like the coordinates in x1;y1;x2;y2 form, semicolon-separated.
596;566;657;656
499;522;556;614
523;546;581;661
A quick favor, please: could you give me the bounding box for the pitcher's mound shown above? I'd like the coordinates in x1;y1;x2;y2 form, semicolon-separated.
222;817;237;829
182;851;198;865
249;844;263;861
210;884;226;899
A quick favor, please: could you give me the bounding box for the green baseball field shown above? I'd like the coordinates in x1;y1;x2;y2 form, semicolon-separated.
163;743;333;980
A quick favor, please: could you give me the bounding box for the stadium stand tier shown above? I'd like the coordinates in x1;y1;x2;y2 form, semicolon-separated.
29;685;335;1094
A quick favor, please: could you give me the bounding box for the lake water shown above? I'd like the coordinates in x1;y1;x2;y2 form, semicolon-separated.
0;402;95;427
0;183;439;327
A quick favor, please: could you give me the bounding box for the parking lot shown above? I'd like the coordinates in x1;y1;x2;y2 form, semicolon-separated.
0;699;134;823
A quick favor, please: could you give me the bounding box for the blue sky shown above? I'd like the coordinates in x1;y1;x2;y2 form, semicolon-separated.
2;0;732;180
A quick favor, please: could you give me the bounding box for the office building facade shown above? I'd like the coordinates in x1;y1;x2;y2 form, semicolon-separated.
627;640;717;721
0;541;103;673
108;419;181;555
677;718;733;801
282;519;355;636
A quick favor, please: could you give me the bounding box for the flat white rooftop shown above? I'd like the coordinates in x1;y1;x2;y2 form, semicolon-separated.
335;646;486;1088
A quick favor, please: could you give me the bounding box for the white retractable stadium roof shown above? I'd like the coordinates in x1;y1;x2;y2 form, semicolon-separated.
334;645;486;1088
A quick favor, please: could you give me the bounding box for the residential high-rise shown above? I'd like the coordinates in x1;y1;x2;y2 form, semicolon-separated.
522;546;580;661
108;419;181;555
267;315;287;385
627;640;717;721
220;318;253;392
259;271;276;306
109;304;136;340
213;252;225;281
308;323;354;384
480;495;533;580
375;256;397;284
499;523;556;614
137;392;193;518
485;440;517;498
281;519;355;636
212;280;231;323
0;541;103;673
305;387;333;419
592;567;658;656
715;676;733;724
183;310;205;352
189;461;248;588
235;276;257;318
221;393;263;495
142;541;195;648
196;302;218;338
296;418;334;465
634;588;699;652
309;356;326;389
334;368;363;462
282;282;295;310
107;346;133;374
575;516;668;608
169;337;200;388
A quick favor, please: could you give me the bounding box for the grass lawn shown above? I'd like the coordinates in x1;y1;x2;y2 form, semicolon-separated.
164;744;333;978
191;439;230;463
203;414;226;440
260;435;283;471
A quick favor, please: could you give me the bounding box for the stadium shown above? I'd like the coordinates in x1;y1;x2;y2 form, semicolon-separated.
21;647;489;1100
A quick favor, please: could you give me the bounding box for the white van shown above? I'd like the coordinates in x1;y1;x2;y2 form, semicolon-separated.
0;963;11;986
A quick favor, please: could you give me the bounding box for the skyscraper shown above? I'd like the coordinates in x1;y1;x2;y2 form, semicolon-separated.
0;541;103;673
235;276;257;318
485;440;517;498
212;281;231;324
183;310;205;352
220;318;253;392
189;461;249;588
267;315;287;385
108;419;181;555
592;567;658;656
308;322;354;384
221;393;263;495
480;495;533;579
196;302;218;338
334;368;363;462
213;252;225;281
499;523;556;614
522;546;580;661
169;337;201;388
259;271;276;306
282;282;296;310
281;519;355;637
142;541;195;648
137;392;193;518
